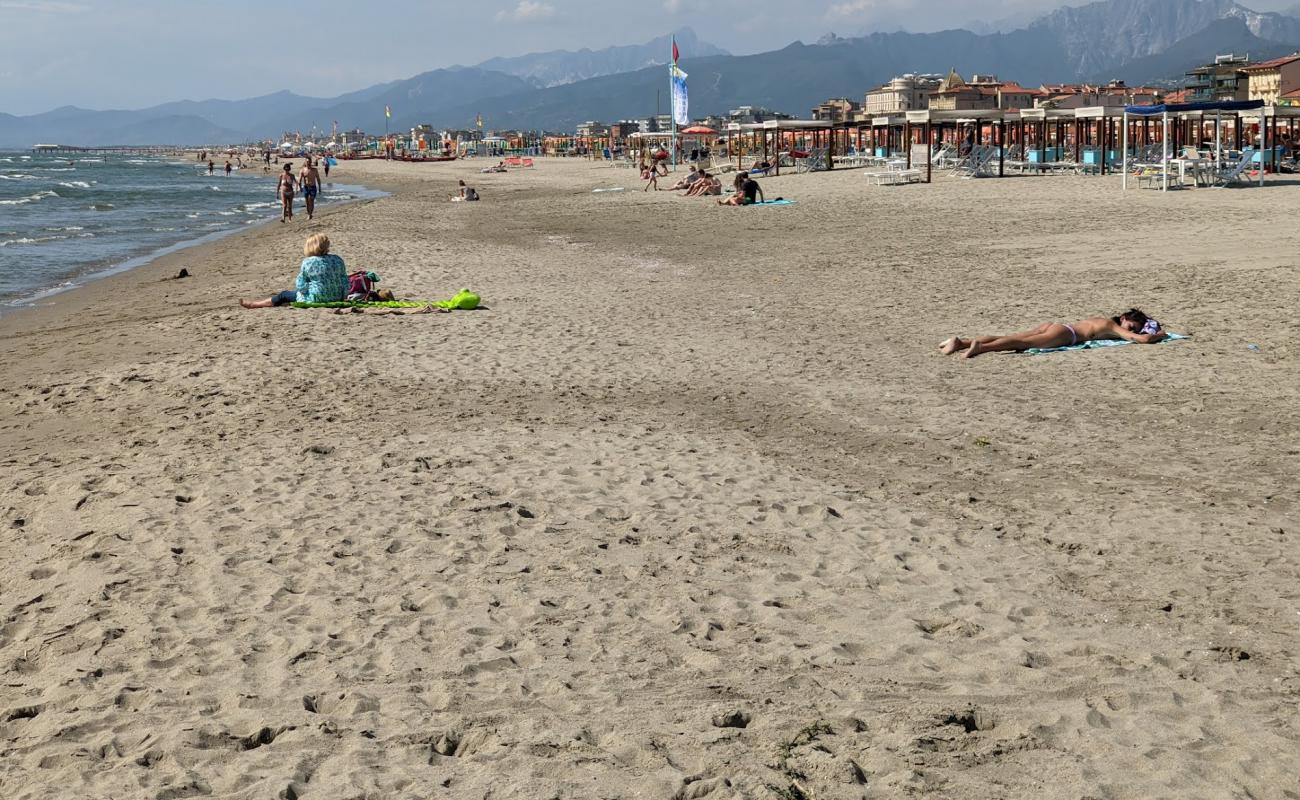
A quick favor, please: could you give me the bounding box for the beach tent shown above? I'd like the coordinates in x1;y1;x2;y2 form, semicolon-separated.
1122;100;1265;191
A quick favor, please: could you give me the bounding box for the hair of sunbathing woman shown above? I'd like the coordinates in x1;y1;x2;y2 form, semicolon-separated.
1112;308;1149;327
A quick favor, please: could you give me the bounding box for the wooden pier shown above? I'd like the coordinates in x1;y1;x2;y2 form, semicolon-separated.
31;144;182;154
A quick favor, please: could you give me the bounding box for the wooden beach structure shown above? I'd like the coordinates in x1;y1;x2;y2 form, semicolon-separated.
31;144;179;155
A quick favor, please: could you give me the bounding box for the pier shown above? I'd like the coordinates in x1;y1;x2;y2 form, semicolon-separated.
31;144;183;154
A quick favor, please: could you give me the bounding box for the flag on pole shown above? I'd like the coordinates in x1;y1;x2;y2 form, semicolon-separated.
672;37;679;64
385;105;392;119
670;65;688;126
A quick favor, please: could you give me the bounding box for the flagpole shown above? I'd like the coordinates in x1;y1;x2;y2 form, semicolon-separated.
670;39;678;172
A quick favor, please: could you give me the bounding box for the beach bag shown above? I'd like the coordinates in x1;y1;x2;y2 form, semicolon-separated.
346;270;380;301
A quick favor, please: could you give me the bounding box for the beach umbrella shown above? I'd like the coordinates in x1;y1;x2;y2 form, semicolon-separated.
680;125;716;135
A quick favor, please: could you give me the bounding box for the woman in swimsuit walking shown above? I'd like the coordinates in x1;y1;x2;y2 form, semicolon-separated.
277;163;298;223
939;308;1166;359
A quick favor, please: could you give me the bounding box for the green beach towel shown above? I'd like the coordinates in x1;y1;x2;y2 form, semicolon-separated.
293;289;481;310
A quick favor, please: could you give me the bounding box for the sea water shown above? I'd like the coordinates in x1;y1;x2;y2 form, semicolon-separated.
0;150;383;306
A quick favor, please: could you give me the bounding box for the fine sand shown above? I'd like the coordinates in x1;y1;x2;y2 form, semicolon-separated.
2;157;1299;799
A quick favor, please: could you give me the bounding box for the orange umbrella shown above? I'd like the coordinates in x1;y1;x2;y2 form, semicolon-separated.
680;125;716;134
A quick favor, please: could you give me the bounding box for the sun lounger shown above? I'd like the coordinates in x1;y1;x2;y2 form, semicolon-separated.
1213;149;1255;187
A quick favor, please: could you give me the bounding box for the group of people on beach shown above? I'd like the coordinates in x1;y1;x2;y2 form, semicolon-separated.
276;158;324;222
648;162;766;206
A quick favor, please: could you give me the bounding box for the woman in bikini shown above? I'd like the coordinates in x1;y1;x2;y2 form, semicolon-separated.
939;308;1166;359
277;163;297;223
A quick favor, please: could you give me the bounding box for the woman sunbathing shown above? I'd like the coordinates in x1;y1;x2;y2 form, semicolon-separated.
940;308;1165;358
684;172;719;196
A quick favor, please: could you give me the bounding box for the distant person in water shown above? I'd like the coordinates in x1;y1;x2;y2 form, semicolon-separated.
939;308;1166;359
299;158;321;220
208;160;215;174
224;160;233;176
277;163;297;222
322;158;330;179
240;233;348;308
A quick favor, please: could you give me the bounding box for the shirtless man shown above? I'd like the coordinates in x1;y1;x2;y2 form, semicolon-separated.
298;158;322;220
277;163;297;223
939;308;1166;359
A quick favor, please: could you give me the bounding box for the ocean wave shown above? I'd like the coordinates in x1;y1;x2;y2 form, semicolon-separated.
0;174;39;181
45;225;85;231
38;167;76;172
0;190;57;206
58;180;93;189
89;203;114;210
0;234;67;247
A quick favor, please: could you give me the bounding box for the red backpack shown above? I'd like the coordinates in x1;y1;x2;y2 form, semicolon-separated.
345;271;379;301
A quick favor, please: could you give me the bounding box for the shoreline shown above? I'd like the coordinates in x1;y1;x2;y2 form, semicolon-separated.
0;152;387;318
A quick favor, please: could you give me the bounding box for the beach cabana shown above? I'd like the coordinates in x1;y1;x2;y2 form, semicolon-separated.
1074;107;1126;174
758;119;832;173
904;109;1007;181
1122;100;1265;191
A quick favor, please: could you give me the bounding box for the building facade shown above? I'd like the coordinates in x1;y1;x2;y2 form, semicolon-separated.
1186;55;1250;102
1243;53;1300;105
811;97;859;123
863;74;942;114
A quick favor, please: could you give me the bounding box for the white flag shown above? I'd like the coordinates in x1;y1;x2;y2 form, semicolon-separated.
671;67;689;126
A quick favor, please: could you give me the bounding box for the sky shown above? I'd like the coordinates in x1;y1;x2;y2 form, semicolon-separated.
1;0;1296;115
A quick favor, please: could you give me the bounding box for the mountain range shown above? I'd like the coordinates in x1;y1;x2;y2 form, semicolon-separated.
2;1;1300;147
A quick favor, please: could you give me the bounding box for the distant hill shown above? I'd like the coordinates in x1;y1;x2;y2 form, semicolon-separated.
1030;0;1300;77
4;2;1300;146
472;28;728;88
1093;17;1298;85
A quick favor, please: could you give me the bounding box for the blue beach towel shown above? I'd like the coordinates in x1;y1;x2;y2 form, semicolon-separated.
1027;332;1189;355
752;199;795;206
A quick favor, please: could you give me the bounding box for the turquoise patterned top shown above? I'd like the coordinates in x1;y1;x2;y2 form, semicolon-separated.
295;254;348;304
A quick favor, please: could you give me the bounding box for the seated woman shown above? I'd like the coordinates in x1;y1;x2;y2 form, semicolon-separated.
939;308;1165;358
451;179;479;201
684;171;717;196
718;172;763;206
240;233;348;308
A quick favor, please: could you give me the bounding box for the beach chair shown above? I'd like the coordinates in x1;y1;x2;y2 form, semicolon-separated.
505;156;523;167
932;142;961;169
953;145;997;178
521;158;534;168
795;148;829;173
1213;148;1255;187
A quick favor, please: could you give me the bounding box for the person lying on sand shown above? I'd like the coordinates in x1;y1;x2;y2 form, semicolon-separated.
239;233;348;308
668;167;702;191
939;308;1166;358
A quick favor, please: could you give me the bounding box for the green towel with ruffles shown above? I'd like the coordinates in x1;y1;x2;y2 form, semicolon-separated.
293;289;480;310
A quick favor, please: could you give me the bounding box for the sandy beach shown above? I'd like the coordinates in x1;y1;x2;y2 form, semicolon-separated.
2;157;1298;799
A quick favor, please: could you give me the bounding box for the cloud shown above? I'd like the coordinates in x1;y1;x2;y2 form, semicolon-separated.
826;0;908;18
494;0;556;22
663;0;683;12
0;1;89;11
